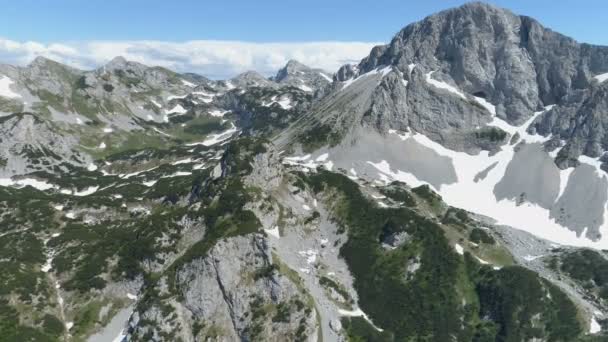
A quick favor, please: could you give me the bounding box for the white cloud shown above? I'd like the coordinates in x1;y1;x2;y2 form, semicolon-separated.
0;38;380;79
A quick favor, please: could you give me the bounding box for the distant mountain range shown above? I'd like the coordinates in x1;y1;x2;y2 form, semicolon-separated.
1;2;608;341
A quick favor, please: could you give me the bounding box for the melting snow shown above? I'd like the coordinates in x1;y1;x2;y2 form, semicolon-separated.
142;180;158;187
181;79;196;87
319;72;333;82
171;158;192;165
65;212;76;219
425;71;466;99
302;204;311;211
185;123;238;147
298;83;313;92
153;127;172;137
264;226;280;239
162;171;192;178
167;94;187;101
209;109;228;117
373;104;608;249
0;76;21;98
166;104;187;115
73;186;99;196
594;73;608;83
475;256;489;265
315;153;329;162
407;63;416;74
523;255;543;261
338;308;384;332
342;65;392;90
99;142;106;149
590;315;602;333
151;99;162;108
473;96;496;115
87;163;98;171
0;178;56;191
454;244;464;255
126;293;138;300
263;95;293;109
298;249;318;264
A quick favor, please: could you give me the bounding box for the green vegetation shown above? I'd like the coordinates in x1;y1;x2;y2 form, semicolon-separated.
411;184;443;209
474;127;507;142
472;259;582;341
319;275;353;305
302;170;585;341
342;316;394;342
560;249;608;301
0;299;56;342
299;123;342;152
469;228;495;245
378;183;416;207
237;87;311;137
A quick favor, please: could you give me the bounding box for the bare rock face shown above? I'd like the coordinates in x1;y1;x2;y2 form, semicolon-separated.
128;234;317;341
357;2;608;124
308;2;608;159
0;113;90;177
273;59;332;92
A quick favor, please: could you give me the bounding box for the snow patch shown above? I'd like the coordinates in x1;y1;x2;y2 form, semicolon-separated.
181;79;196;87
338;308;384;332
454;244;464;255
73;186;99;197
167;94;187;101
425;71;466;99
0;177;56;191
264;226;280;239
153;127;172;137
185;123;238;147
341;65;392;90
0;76;21;98
594;73;608;83
473;96;496;115
142;180;158;187
172;158;192;165
209;109;229;117
319;72;333;82
166;104;187;115
590;315;602;333
298;83;313;92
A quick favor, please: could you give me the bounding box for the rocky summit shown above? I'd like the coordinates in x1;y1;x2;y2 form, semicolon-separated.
2;2;608;341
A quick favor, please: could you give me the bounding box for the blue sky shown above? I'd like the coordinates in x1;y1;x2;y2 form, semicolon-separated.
0;1;606;78
2;0;607;44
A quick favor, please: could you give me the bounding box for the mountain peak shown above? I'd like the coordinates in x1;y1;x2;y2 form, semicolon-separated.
28;56;58;68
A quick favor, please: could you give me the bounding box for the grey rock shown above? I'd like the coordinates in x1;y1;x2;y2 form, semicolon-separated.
273;59;332;92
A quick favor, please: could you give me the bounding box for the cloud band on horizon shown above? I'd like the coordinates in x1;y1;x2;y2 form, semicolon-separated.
0;38;380;79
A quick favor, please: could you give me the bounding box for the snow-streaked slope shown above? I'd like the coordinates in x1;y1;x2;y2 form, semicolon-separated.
425;71;466;99
370;124;608;249
0;76;21;98
594;73;608;83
